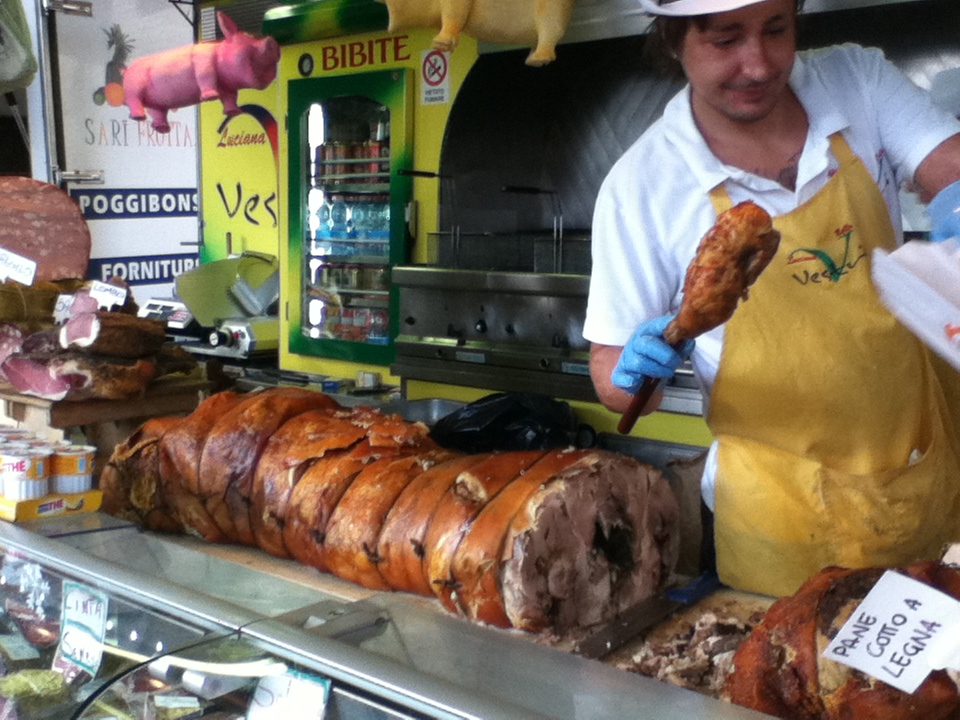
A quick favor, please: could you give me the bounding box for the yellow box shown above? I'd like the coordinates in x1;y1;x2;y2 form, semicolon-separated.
0;490;102;523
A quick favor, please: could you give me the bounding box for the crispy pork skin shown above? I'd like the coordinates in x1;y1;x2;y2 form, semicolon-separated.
197;387;340;545
424;450;547;612
100;416;184;533
158;391;247;542
666;200;780;345
324;450;458;590
726;562;960;720
377;455;487;596
251;409;365;557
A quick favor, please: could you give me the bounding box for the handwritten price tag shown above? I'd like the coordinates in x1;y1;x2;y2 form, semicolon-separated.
824;570;960;693
54;581;108;677
89;280;127;309
0;249;37;286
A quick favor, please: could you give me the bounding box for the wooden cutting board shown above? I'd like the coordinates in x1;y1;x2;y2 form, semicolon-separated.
0;176;91;282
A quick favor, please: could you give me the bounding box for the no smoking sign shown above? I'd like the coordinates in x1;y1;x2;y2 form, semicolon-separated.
421;50;450;105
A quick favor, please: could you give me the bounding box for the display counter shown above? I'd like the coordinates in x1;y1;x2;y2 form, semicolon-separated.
0;513;773;719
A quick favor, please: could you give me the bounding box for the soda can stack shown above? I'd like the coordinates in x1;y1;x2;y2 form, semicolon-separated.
50;445;96;494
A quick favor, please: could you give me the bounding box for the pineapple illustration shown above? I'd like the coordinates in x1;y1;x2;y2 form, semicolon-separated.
93;24;134;107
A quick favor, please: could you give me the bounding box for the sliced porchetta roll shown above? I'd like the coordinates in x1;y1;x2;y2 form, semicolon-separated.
100;415;185;533
499;449;680;636
424;450;548;612
323;449;460;590
377;455;489;596
157;390;246;542
283;439;414;572
197;387;340;545
250;409;366;557
450;448;598;627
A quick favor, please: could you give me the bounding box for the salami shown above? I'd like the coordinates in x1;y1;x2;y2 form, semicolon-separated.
0;177;91;281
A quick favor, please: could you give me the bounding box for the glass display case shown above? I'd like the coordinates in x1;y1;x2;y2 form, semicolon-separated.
0;517;771;720
287;69;414;365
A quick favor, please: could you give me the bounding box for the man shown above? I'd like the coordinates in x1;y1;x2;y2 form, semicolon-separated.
584;0;960;596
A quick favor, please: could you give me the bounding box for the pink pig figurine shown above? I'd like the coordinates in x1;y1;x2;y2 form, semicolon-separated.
123;12;280;133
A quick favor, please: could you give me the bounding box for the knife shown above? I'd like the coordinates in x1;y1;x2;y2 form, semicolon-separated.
574;572;722;660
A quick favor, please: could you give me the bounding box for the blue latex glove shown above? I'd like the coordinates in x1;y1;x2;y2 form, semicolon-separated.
611;313;695;394
928;179;960;243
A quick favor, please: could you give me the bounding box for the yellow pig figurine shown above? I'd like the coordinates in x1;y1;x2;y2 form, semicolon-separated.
377;0;576;66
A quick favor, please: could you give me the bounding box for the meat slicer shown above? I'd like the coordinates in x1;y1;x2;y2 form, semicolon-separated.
139;252;280;361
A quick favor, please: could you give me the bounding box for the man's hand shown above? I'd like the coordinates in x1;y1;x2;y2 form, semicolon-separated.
928;179;960;242
611;314;695;394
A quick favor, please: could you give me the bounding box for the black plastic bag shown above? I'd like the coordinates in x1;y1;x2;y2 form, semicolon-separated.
429;392;582;453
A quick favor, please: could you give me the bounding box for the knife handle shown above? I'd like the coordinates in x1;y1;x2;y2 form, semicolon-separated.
666;571;722;603
617;376;660;435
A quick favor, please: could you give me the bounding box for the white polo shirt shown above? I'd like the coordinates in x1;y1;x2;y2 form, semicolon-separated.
584;43;960;507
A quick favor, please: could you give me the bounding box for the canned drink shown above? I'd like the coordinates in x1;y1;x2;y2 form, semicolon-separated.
51;474;92;494
3;450;51;501
343;264;360;290
52;445;96;476
0;429;35;442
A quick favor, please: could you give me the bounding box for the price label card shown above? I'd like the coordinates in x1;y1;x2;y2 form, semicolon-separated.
89;280;127;309
824;570;960;693
53;294;75;325
247;670;330;720
0;249;37;286
55;581;108;676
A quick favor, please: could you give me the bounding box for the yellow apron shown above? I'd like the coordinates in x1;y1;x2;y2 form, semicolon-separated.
709;133;960;597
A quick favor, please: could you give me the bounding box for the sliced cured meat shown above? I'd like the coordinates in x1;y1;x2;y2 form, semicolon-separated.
197;387;340;545
451;448;598;627
60;311;167;358
157;390;246;542
1;351;156;401
725;561;960;720
19;328;59;355
377;454;488;597
283;439;413;572
0;323;25;380
100;416;184;533
324;450;459;591
0;176;91;282
250;409;366;557
424;450;547;612
500;449;680;635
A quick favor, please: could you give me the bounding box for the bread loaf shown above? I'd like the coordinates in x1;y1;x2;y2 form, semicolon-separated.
102;388;681;638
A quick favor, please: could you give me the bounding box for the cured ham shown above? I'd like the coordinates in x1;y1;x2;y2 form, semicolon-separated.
60;311;167;358
1;351;156;401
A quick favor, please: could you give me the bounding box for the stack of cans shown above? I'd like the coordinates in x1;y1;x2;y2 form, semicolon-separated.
0;428;95;501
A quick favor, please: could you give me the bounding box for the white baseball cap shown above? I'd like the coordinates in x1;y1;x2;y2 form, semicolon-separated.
638;0;769;16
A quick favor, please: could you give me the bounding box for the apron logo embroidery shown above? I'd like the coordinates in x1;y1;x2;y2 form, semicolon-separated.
788;223;867;285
